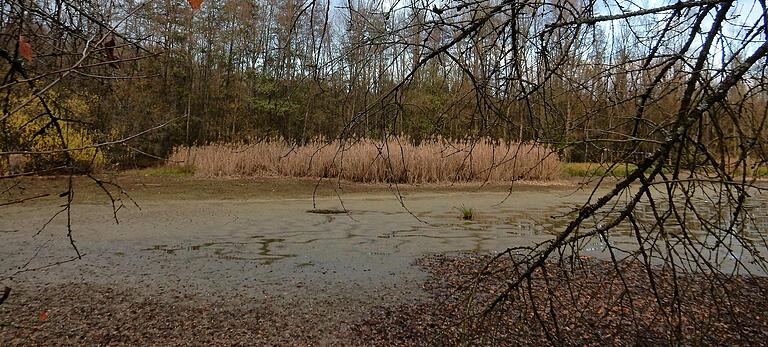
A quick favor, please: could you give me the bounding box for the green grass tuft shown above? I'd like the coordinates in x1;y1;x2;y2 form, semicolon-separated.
457;204;474;220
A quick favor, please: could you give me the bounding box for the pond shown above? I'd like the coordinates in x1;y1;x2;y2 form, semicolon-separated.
1;182;765;306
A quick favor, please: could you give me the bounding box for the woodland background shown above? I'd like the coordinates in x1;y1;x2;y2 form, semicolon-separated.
1;0;766;171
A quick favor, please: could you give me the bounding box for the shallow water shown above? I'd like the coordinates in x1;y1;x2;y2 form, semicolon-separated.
1;184;766;305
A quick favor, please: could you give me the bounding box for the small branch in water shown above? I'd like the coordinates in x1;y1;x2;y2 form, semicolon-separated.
0;193;51;207
307;208;348;214
0;287;10;306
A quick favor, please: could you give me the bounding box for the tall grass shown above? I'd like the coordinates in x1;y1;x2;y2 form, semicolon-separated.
168;138;561;183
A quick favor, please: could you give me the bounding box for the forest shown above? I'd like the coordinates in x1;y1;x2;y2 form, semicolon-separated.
2;0;768;345
3;0;765;171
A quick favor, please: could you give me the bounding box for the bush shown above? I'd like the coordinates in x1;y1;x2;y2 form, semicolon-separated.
2;93;105;173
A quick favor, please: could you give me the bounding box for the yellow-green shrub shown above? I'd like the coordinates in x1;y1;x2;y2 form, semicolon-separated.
2;92;104;172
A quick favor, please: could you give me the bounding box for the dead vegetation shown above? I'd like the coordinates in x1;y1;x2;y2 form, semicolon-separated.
169;138;561;183
352;254;768;346
0;283;340;346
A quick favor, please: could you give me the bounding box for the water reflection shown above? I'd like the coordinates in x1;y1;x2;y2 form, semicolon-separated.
488;196;768;275
142;238;297;265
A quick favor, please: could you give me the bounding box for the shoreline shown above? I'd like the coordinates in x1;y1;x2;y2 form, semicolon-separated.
3;253;766;345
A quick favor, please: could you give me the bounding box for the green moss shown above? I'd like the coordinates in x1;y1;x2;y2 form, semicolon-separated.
562;163;667;177
750;166;768;178
563;163;633;177
124;166;195;177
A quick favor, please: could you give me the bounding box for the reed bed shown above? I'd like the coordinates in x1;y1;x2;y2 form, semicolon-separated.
168;138;562;183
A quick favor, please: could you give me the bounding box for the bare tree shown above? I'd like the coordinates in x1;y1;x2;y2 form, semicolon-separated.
339;0;768;343
0;0;166;302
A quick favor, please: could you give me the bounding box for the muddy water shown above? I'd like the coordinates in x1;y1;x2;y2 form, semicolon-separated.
1;184;766;307
0;187;593;300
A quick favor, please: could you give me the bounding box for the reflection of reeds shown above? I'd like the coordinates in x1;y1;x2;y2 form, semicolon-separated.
168;138;562;183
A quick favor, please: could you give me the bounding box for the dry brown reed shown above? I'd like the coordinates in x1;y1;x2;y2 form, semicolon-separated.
168;138;562;183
